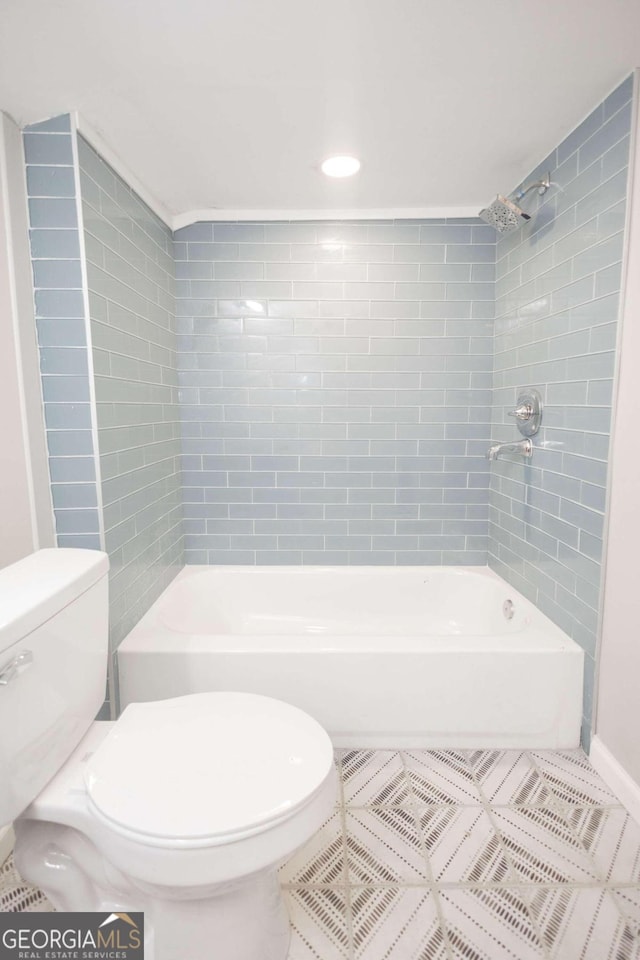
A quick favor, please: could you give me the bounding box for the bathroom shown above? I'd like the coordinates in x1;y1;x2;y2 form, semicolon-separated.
1;1;640;956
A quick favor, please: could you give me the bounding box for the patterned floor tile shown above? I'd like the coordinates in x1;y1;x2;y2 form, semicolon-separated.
532;750;620;806
610;887;640;938
345;808;429;883
469;750;554;805
438;887;546;959
341;750;412;806
350;887;449;959
418;807;513;885
280;811;347;886
6;747;640;960
492;807;601;884
285;887;351;959
0;854;53;912
528;886;638;960
403;750;483;805
568;807;640;883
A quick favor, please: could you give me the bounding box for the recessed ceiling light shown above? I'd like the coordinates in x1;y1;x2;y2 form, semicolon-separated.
321;156;361;178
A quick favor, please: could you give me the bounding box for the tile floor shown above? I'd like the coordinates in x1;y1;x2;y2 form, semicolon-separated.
3;748;640;959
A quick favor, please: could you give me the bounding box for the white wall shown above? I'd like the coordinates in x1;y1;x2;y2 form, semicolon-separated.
593;71;640;814
0;113;54;567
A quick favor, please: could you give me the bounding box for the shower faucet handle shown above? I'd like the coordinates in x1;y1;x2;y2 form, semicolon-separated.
507;388;543;438
508;403;534;421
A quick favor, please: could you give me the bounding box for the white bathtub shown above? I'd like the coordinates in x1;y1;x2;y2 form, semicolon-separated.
117;565;584;749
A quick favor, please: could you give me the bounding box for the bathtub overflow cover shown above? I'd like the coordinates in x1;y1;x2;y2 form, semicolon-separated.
503;599;515;620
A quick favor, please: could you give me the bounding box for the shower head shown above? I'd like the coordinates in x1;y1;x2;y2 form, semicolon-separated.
479;173;551;234
479;195;530;234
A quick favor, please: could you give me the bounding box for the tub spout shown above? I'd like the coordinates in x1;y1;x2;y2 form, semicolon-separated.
486;438;533;461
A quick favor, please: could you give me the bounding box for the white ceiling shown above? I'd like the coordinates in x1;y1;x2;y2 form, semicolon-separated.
1;0;639;227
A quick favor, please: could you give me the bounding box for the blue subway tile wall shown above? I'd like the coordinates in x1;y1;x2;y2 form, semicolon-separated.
488;74;633;746
78;136;183;676
24;115;102;550
174;221;496;564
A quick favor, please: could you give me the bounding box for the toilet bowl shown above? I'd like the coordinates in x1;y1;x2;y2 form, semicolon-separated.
0;550;337;960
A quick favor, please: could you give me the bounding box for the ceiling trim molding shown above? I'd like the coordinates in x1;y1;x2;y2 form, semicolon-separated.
72;117;483;230
173;205;482;229
74;113;174;229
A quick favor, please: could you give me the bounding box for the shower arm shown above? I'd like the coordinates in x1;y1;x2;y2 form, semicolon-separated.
513;173;551;203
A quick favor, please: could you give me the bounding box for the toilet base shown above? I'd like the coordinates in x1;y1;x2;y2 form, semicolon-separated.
14;819;291;960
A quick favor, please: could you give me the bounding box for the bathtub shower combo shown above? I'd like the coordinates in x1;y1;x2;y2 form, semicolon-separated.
118;565;584;750
118;366;583;750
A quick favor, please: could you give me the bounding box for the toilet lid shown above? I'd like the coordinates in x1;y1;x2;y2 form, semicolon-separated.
83;692;334;845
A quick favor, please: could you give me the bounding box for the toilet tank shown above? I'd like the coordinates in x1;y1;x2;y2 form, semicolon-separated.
0;548;109;826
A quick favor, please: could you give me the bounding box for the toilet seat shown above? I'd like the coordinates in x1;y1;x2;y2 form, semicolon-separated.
83;692;335;847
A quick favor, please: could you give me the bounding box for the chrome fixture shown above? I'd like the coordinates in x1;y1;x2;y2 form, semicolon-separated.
486;439;533;461
479;173;551;234
486;387;542;460
0;649;32;685
509;388;543;437
502;599;515;621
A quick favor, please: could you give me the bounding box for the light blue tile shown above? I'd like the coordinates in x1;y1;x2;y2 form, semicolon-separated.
348;550;395;564
604;74;634;119
420;224;472;243
49;456;96;482
392;245;444;264
579;101;632;171
230;504;276;519
470;225;497;244
176;260;214;279
41;374;90;402
256;551;302;564
174;223;214;241
32;259;83;289
447;282;493;300
44;401;92;429
28;198;78;228
419;263;470;282
590;321;617;351
25;114;71;133
595;262;623;298
29;228;81;259
264;223;318;243
54;508;100;534
57;533;102;549
587;379;613;405
40;346;90;375
550;276;595;312
277;535;323;550
446;244;495;263
51;482;98;508
23;133;74;165
35;289;85;318
26;165;76;198
37;318;87;347
188;242;239;261
560;500;604;538
572;233;624;281
471;263;496;282
601;140;631;181
556;103;605;164
215;223;265;242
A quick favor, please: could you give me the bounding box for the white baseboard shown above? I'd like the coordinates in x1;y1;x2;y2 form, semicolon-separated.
590;735;640;825
0;824;14;863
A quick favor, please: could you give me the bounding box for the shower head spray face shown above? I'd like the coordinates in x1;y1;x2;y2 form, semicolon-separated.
479;195;531;234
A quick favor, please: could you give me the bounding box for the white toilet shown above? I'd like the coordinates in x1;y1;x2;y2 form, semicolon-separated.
0;549;337;960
